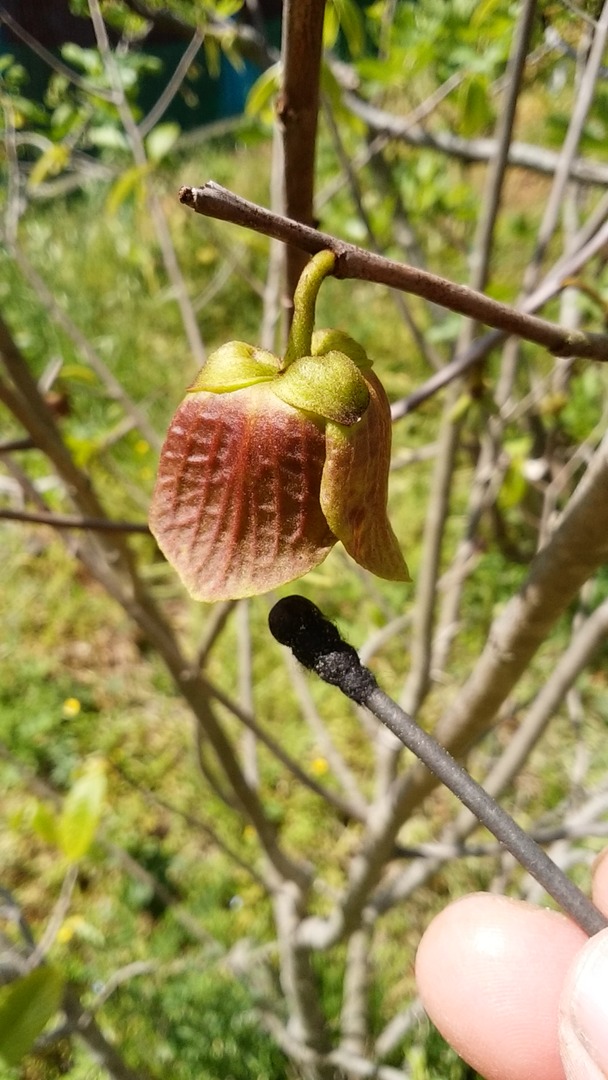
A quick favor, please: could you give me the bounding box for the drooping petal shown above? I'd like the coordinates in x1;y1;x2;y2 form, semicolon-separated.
149;383;337;601
320;371;411;582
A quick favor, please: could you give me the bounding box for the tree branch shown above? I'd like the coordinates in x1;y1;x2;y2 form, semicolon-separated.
278;0;327;302
344;90;608;188
179;182;608;362
0;507;150;533
267;596;607;938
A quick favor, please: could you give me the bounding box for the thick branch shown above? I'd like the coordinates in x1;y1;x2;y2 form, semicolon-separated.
278;0;326;301
180;183;608;362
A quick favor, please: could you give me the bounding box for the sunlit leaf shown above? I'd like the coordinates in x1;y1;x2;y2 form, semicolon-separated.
27;145;71;189
458;75;492;136
106;163;149;215
56;757;107;861
0;967;64;1067
145;122;180;164
245;63;280;119
31;801;58;846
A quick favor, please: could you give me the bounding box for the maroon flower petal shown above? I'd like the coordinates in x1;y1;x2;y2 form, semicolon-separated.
149;384;336;601
320;372;411;582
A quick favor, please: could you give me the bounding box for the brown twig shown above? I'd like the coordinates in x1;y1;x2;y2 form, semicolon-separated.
0;507;151;533
179;182;608;363
278;0;326;303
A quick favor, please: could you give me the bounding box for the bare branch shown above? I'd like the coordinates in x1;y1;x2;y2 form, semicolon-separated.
344;91;608;188
279;0;327;301
180;183;608;362
0;507;150;533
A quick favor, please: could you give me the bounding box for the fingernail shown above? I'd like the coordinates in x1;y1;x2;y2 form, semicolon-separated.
569;930;608;1073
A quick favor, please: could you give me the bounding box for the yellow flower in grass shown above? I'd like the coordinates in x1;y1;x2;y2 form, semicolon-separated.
310;756;329;777
62;697;81;719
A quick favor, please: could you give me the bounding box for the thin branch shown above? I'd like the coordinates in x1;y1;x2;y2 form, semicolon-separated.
23;866;79;972
200;670;367;823
321;93;443;372
180;183;608;362
282;648;369;816
62;984;157;1080
137;29;204;137
526;0;608;280
267;596;607;938
0;507;150;533
344;90;608;187
237;599;259;790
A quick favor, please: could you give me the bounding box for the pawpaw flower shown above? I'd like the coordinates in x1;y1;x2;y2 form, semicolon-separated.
149;251;410;602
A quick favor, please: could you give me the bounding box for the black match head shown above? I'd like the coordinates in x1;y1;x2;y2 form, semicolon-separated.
268;595;376;705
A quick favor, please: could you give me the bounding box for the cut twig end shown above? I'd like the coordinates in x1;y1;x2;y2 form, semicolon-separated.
179;185;196;207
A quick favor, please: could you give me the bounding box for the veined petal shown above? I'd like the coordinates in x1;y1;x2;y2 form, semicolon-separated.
320;371;411;582
149;383;336;601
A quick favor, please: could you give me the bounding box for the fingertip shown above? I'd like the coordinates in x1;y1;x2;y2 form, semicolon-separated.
560;926;608;1080
416;893;586;1080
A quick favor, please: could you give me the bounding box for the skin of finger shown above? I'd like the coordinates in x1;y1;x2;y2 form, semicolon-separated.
415;893;587;1080
558;859;608;1080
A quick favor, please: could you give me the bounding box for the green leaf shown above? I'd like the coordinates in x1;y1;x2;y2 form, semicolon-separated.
323;3;340;49
60;43;103;77
56;758;107;861
458;75;492;136
27;145;70;189
0;967;64;1066
329;0;366;57
88;125;129;151
31;801;58;846
245;63;280;120
106;164;149;215
145;122;180;164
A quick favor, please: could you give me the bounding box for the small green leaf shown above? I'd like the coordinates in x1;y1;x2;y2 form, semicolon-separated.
328;0;366;57
57;758;107;861
27;145;71;189
106;164;149;215
145;122;180;164
245;63;280;120
0;967;64;1066
459;75;492;136
323;3;340;49
88;125;129;152
31;801;58;846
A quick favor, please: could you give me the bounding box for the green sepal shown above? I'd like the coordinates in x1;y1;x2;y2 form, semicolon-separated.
188;341;281;394
312;329;373;370
271;351;370;426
